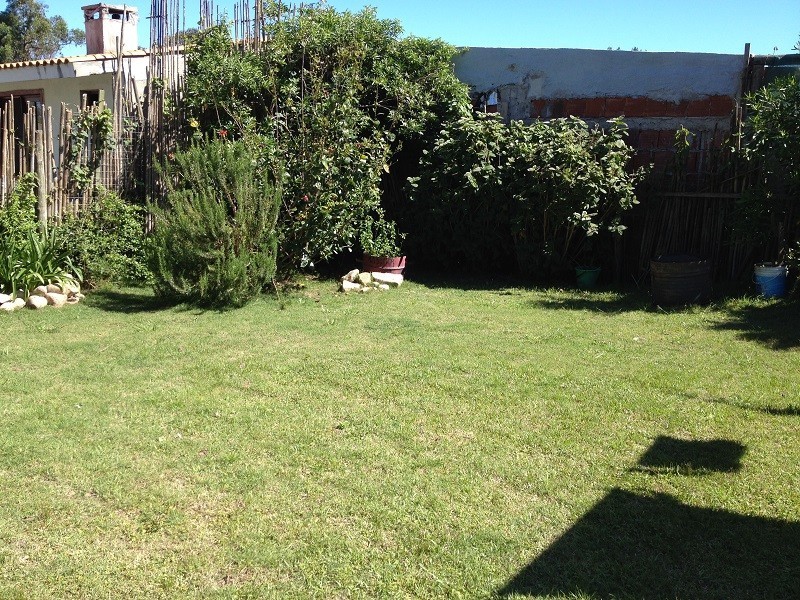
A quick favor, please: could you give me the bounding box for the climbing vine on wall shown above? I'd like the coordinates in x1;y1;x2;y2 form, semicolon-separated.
66;105;115;193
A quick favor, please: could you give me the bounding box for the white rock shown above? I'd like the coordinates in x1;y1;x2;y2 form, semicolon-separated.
341;269;359;283
0;302;15;312
75;293;85;301
26;295;48;309
64;283;80;295
31;285;48;297
357;272;373;286
66;296;80;304
46;283;63;294
378;284;390;291
12;297;25;309
358;285;373;293
0;293;11;304
339;280;362;293
371;272;403;287
45;292;68;307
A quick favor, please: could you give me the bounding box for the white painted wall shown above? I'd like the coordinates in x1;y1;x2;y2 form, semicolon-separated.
0;55;149;106
0;55;150;157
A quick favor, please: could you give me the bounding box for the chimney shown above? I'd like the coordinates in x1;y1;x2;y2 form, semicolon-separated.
82;3;139;54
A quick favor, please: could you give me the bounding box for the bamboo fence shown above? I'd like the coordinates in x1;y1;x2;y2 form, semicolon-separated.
0;0;272;218
0;1;789;282
0;56;146;220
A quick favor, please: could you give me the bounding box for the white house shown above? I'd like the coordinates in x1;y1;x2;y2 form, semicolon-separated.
0;3;149;157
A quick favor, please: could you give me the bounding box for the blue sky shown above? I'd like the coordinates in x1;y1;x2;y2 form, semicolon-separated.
60;0;799;56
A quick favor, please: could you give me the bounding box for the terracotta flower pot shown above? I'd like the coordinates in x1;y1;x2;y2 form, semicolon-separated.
362;254;406;274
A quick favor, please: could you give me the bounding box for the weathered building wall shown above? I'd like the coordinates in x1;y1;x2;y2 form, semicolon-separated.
0;53;149;106
0;53;151;157
454;48;747;176
453;47;744;122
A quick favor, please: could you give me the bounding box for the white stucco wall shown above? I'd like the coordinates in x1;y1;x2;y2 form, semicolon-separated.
0;71;114;109
0;55;150;157
0;55;149;108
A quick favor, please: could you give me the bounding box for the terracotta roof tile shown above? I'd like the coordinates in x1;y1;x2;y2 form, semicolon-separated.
0;49;149;70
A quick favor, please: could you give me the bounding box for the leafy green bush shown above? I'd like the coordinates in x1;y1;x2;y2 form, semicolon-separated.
736;75;800;263
0;172;38;249
56;189;148;286
408;115;647;276
787;241;800;295
146;137;281;308
0;237;20;295
359;212;405;257
0;174;84;296
182;5;469;271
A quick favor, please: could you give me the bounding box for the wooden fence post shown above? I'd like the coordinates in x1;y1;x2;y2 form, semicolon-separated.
35;130;47;227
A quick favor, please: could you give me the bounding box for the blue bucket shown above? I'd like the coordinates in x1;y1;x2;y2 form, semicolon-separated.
754;263;788;298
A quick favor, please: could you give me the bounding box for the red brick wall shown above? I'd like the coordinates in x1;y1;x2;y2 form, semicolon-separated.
529;95;735;120
526;94;735;182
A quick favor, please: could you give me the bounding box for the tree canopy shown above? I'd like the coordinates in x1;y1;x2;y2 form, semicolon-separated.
0;0;85;62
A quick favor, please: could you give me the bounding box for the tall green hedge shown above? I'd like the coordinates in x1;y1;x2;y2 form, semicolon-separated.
182;4;470;271
408;116;647;277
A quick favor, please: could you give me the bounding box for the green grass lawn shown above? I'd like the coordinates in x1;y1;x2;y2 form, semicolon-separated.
1;278;798;599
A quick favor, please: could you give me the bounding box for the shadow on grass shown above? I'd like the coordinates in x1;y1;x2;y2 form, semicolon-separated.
762;405;800;416
526;288;652;313
498;488;800;599
704;397;800;418
83;288;179;314
84;287;278;314
409;270;737;315
410;270;535;292
712;297;800;350
633;435;746;474
412;271;656;313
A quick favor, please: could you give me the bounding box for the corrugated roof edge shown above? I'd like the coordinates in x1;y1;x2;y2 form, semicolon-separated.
0;49;150;70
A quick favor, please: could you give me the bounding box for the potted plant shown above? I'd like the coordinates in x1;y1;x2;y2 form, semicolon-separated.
575;265;601;289
738;75;800;298
571;235;602;289
359;214;407;274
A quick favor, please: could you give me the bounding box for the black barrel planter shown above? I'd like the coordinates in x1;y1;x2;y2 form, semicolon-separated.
650;255;712;306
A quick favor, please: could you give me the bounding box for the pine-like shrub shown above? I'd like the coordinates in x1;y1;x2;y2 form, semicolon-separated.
146;137;281;308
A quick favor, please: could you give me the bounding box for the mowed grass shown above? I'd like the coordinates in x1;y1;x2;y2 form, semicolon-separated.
0;278;798;599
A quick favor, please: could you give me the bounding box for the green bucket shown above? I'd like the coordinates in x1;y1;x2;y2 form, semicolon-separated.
576;267;601;289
